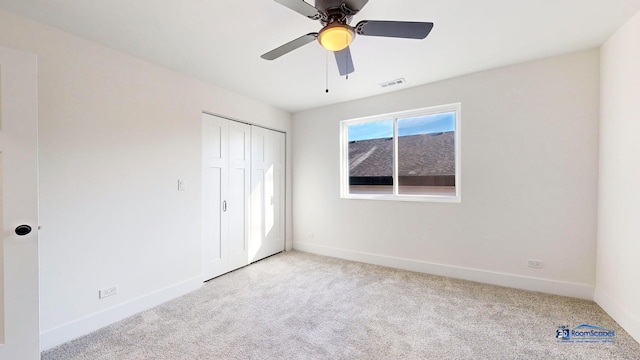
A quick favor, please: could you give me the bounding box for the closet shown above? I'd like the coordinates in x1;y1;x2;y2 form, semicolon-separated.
202;113;285;280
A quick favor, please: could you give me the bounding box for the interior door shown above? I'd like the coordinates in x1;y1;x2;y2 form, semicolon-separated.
202;114;250;280
250;126;285;262
0;46;40;359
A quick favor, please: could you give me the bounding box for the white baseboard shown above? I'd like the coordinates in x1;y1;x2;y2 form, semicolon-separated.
293;242;594;300
40;276;203;351
595;289;640;343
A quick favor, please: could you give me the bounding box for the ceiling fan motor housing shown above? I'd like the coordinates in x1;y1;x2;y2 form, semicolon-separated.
316;0;359;23
315;0;348;12
315;0;357;51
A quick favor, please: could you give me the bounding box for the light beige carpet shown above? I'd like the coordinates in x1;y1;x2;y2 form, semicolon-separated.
43;251;640;359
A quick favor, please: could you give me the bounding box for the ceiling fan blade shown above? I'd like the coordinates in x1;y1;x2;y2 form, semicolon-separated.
334;47;355;76
274;0;323;20
356;20;434;39
261;33;318;60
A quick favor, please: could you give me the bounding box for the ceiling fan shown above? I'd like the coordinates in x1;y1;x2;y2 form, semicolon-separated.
261;0;434;76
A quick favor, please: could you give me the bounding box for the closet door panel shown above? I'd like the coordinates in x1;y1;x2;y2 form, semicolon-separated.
202;115;229;280
267;131;285;257
274;131;285;256
250;126;285;262
227;121;251;269
250;129;266;262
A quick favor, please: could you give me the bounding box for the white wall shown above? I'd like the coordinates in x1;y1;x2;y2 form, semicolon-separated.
0;9;292;350
596;11;640;343
293;50;600;299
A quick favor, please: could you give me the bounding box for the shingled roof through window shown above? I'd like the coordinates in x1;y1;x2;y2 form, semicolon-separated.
349;131;455;177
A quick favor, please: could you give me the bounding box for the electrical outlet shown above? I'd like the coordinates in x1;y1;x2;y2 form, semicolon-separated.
528;260;544;269
99;286;118;299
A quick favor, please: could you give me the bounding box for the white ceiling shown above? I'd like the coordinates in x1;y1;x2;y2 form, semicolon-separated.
1;0;639;113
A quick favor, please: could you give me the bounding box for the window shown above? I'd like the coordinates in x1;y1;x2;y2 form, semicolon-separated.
340;103;461;202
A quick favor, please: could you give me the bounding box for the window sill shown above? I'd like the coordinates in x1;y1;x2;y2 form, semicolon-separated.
341;193;461;203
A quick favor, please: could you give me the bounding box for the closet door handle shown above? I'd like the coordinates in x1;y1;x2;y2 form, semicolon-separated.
222;200;227;212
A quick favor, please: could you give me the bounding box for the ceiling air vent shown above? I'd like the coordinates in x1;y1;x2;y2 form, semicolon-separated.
379;78;406;88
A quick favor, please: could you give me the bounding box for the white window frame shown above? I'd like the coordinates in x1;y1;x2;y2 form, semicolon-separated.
340;103;461;203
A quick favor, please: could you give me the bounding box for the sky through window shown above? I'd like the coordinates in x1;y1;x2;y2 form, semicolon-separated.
348;112;455;142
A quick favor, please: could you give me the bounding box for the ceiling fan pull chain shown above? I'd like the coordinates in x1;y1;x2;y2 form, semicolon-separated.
325;50;329;93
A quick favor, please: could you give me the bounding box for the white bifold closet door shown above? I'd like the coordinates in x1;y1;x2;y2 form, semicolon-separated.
202;113;285;281
250;126;285;263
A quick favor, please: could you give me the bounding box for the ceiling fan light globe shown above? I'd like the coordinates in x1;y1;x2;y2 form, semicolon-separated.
318;25;354;52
